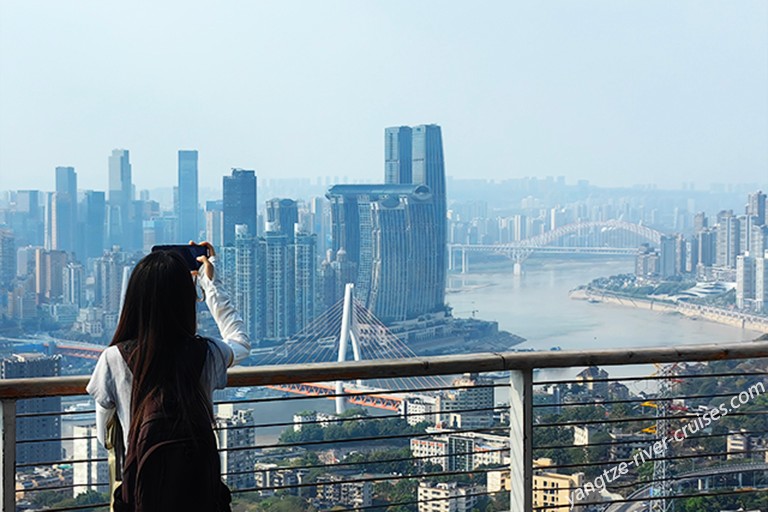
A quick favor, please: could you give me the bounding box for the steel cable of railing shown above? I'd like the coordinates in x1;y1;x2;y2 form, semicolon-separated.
528;487;768;511
220;447;508;477
533;447;768;472
230;468;503;494
532;390;768;409
535;370;768;386
228;425;512;452
534;429;768;451
214;404;507;432
531;460;768;492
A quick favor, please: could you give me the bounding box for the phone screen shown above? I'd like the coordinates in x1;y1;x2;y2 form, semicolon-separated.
151;245;208;271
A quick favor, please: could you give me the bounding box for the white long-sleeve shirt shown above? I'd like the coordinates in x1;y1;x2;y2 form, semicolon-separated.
86;258;251;448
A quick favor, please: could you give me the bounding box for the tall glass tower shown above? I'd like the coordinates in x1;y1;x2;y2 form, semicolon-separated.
52;166;77;255
385;126;413;184
223;169;258;247
178;150;199;242
107;149;132;248
384;124;447;312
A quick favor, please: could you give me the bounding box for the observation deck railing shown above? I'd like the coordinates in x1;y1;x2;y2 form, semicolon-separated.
1;340;767;512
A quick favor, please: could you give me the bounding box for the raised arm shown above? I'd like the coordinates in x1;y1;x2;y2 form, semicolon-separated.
196;250;251;367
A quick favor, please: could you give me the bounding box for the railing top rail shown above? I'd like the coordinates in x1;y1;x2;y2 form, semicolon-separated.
1;340;766;400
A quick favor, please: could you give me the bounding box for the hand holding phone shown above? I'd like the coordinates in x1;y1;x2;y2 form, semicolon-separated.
151;244;209;271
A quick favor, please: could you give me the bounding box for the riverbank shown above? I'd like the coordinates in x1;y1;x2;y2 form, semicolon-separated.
571;288;768;335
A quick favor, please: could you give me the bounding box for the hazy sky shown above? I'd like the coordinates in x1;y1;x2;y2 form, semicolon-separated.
1;1;766;193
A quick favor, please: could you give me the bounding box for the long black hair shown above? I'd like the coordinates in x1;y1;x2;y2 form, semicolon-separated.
111;250;212;437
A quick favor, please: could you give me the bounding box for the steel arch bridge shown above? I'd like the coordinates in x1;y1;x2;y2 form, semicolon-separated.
449;220;666;273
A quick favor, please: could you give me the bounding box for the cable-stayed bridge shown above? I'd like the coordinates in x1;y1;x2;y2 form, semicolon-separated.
449;220;665;273
6;287;444;414
259;284;445;413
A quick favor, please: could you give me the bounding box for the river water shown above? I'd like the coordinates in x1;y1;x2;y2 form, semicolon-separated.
446;256;761;386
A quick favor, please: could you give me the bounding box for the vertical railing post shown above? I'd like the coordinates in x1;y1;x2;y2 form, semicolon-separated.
509;369;533;512
1;399;16;512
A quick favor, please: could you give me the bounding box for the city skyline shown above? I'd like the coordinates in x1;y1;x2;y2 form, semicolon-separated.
1;2;767;192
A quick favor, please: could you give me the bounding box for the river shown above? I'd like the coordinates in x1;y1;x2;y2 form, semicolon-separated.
446;256;761;385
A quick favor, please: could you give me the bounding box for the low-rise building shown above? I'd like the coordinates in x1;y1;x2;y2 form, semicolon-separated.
417;481;481;512
315;474;372;509
533;458;585;512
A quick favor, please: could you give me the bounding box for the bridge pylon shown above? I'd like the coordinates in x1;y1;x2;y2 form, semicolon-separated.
336;283;361;414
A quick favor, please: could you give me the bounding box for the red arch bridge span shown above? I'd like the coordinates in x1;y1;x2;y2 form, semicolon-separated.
267;382;404;412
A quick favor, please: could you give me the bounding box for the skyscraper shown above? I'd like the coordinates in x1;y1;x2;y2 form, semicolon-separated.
234;225;264;340
293;232;317;332
178;150;199;242
53;166;77;255
35;248;67;303
747;190;766;226
223;169;258;246
736;255;756;309
266;198;299;242
384;124;447;312
327;184;438;323
385;126;413;184
107;149;133;248
1;354;62;465
263;231;294;339
82;191;106;259
0;229;16;290
716;211;740;268
205;200;224;249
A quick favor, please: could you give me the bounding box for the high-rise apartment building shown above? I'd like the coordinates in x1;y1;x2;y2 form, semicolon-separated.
263;231;294;339
693;212;708;232
716;211;740;268
178;150;199;243
107;149;133;248
266;198;299;242
35;248;67;304
1;354;62;465
216;404;256;490
52;166;77;255
658;235;677;278
747;190;766;226
756;255;768;313
736;255;756;309
697;229;717;268
63;262;86;308
223;169;258;247
72;424;108;497
750;225;767;259
234;225;264;340
82;191;105;259
293;232;317;333
13;190;45;247
205;200;224;248
0;229;16;289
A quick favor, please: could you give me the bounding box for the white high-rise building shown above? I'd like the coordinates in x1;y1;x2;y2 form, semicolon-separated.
72;424;108;498
736;255;756;309
755;253;768;313
216;403;256;490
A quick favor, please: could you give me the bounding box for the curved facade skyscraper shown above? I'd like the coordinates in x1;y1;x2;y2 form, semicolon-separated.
385;124;447;314
327;184;438;323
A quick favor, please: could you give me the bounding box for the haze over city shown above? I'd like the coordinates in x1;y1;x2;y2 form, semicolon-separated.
1;0;767;192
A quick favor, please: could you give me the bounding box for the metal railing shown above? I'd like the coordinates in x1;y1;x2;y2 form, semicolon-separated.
1;340;767;512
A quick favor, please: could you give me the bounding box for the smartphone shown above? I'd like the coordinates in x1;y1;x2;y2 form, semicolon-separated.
151;244;209;271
